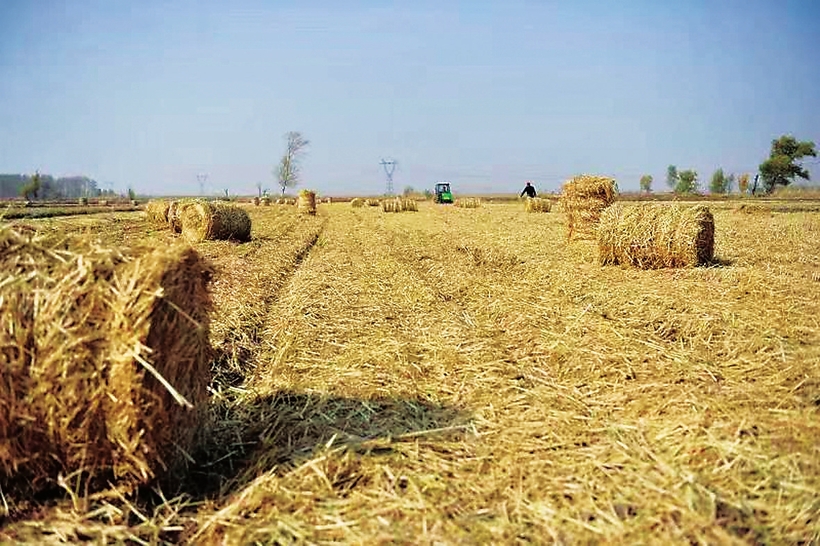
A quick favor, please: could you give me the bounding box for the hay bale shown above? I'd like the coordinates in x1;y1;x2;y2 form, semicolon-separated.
167;200;198;233
253;197;261;206
381;198;418;213
145;200;171;225
98;199;109;206
454;198;481;208
366;198;380;207
180;201;252;243
260;196;271;206
78;197;88;206
131;199;139;207
351;198;365;208
561;175;617;240
525;197;552;213
0;225;213;501
597;203;715;268
297;190;317;215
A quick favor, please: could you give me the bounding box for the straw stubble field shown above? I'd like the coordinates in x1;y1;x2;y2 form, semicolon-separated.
2;200;819;544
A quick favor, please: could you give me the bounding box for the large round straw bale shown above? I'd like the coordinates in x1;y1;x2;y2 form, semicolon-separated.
351;198;365;208
297;190;317;215
145;200;171;224
561;175;617;240
0;225;213;501
454;197;481;208
180;201;252;243
253;196;261;206
597;203;715;268
366;198;380;207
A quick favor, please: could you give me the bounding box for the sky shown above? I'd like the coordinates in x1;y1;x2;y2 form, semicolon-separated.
1;0;819;196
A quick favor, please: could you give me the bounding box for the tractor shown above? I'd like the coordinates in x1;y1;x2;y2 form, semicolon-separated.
434;182;453;204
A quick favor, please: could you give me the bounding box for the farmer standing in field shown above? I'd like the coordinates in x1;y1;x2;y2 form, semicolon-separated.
520;181;537;198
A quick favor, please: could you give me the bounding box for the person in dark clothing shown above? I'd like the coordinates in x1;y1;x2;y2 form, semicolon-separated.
520;181;537;198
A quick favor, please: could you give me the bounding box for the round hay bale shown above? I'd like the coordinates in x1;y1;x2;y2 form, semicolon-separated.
180;201;252;243
366;198;380;207
560;175;617;240
297;190;317;215
253;196;261;206
168;200;196;234
260;196;272;206
597;203;715;268
454;197;481;208
525;197;552;213
131;199;139;207
145;200;171;225
351;198;365;208
0;225;213;501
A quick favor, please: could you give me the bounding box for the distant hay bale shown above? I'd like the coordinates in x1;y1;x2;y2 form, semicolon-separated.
366;198;381;207
78;197;88;206
260;196;271;206
597;203;715;268
381;198;418;213
525;197;552;213
145;200;171;224
325;197;332;204
734;203;769;214
0;225;213;500
561;175;617;240
454;197;481;208
98;199;109;206
131;199;139;207
253;197;261;206
298;190;317;215
351;198;365;208
180;201;252;243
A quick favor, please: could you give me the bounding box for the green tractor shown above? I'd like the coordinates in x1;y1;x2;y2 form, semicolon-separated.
434;182;453;204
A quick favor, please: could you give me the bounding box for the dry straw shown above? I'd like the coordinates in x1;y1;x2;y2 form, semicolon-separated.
167;200;194;233
454;197;481;208
350;198;365;208
0;225;213;501
297;190;317;215
365;198;380;207
597;203;715;268
524;197;552;213
144;200;171;225
260;196;272;206
180;200;252;243
561;174;617;240
381;198;418;213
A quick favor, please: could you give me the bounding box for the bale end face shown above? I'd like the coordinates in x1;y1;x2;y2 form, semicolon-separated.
181;201;252;243
597;203;715;268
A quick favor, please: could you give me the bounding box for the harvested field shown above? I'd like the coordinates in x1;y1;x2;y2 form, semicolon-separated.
1;201;819;544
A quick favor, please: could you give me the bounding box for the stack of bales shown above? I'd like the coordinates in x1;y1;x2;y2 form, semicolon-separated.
597;203;715;268
525;197;552;213
351;198;365;208
561;175;617;240
297;190;317;215
180;201;252;243
381;198;418;213
0;225;213;501
455;198;481;208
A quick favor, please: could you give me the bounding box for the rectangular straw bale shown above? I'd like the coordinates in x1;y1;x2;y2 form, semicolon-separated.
525;197;552;213
297;190;317;215
597;203;715;268
0;225;213;502
180;200;252;243
145;200;171;224
560;175;617;240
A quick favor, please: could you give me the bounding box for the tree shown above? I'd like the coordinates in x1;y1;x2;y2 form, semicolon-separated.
675;170;698;194
666;165;678;190
127;186;137;200
20;171;42;200
708;168;733;194
759;135;817;193
639;175;653;193
738;173;750;194
276;131;309;196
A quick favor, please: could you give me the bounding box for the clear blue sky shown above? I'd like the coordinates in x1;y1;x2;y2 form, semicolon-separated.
1;0;818;196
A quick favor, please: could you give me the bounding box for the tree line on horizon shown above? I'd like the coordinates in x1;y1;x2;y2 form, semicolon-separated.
638;135;817;196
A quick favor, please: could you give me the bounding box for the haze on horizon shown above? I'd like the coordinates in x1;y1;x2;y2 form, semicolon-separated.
1;0;818;197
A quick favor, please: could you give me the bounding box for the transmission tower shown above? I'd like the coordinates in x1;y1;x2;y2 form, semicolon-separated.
197;173;209;196
380;158;397;196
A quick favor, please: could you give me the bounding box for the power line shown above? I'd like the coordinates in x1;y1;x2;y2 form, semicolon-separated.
197;173;209;196
380;158;397;196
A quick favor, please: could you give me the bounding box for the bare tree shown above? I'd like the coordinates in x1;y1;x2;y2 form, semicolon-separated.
276;131;309;196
